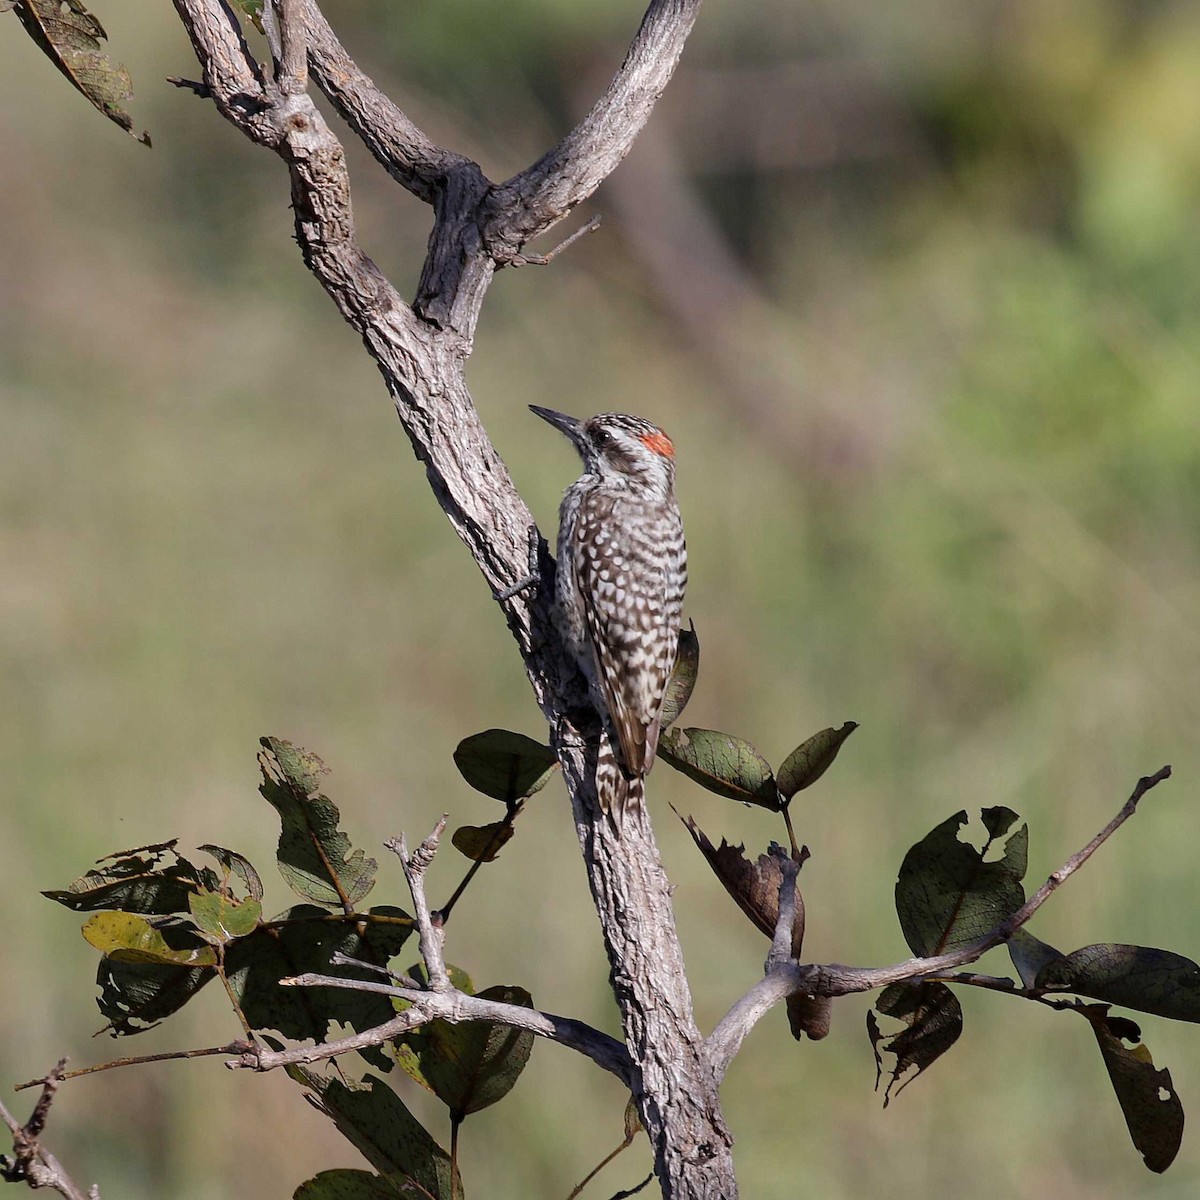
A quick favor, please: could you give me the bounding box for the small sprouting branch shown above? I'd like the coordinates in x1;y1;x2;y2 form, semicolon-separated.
765;857;799;973
437;799;526;925
274;0;308;95
510;215;603;268
705;766;1172;1080
385;819;451;991
0;1060;99;1200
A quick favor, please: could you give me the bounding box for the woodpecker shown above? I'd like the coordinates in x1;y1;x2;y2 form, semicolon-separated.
531;406;687;820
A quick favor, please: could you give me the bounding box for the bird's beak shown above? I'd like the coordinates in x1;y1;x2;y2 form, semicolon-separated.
529;405;586;449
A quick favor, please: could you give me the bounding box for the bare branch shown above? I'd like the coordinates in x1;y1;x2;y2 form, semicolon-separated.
510;215;604;268
0;1061;99;1200
485;0;704;253
166;3;730;1191
765;857;799;972
385;820;451;991
261;972;634;1084
15;1045;250;1092
706;766;1172;1080
297;0;470;202
276;0;308;94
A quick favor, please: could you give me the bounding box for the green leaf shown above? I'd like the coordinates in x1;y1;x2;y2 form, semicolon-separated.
226;904;414;1069
393;982;535;1119
659;622;700;730
294;1170;415;1199
776;722;858;800
453;730;558;803
1081;1008;1184;1173
231;0;265;35
289;1072;461;1199
198;844;264;902
658;728;779;809
82;912;217;967
10;0;149;143
894;809;1027;956
1008;929;1063;989
451;821;514;863
189;890;262;943
43;842;212;915
259;737;377;909
868;982;963;1105
1037;945;1200;1023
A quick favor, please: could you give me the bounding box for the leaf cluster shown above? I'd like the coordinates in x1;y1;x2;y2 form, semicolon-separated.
46;737;547;1198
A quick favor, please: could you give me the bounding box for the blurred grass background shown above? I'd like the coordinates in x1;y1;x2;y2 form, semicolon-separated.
3;0;1200;1196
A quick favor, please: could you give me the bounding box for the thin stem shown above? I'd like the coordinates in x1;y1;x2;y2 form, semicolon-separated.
565;1128;637;1200
450;1117;461;1200
215;948;253;1038
14;1045;250;1092
438;801;522;923
780;802;801;863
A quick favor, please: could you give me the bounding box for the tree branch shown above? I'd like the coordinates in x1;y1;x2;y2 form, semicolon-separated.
254;973;635;1084
297;0;470;203
484;0;704;255
385;820;452;991
168;2;730;1193
0;1061;99;1200
230;822;635;1083
705;765;1172;1081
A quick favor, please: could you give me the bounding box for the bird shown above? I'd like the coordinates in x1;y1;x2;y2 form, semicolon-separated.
531;406;687;820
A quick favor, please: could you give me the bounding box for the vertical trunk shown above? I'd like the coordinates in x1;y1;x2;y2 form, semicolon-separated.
564;750;737;1198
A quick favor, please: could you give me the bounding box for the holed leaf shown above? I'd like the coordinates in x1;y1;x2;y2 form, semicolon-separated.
679;817;803;947
259;737;377;909
895;808;1027;956
189;890;262;943
226;904;413;1069
43;841;213;915
393;983;535;1119
659;728;779;809
1081;1007;1184;1173
83;912;217;967
451;821;514;863
868;982;963;1105
10;0;149;143
1037;945;1200;1024
199;844;264;902
777;722;858;800
660;622;700;730
289;1071;460;1199
452;730;557;803
96;956;213;1035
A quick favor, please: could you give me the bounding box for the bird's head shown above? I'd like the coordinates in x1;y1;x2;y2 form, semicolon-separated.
531;407;676;491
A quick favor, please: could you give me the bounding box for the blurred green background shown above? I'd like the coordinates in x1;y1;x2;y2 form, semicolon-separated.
3;0;1200;1196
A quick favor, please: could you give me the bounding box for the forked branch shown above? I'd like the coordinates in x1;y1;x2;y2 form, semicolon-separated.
705;766;1173;1080
230;819;633;1084
0;1061;98;1200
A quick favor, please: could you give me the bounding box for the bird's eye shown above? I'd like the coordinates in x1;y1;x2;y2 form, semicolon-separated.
593;428;611;445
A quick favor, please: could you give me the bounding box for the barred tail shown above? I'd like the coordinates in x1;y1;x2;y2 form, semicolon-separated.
596;736;646;827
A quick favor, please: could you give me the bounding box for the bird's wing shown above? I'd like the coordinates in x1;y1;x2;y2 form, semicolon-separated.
575;511;675;778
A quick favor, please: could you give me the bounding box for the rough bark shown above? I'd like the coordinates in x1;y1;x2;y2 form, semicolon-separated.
169;2;733;1195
